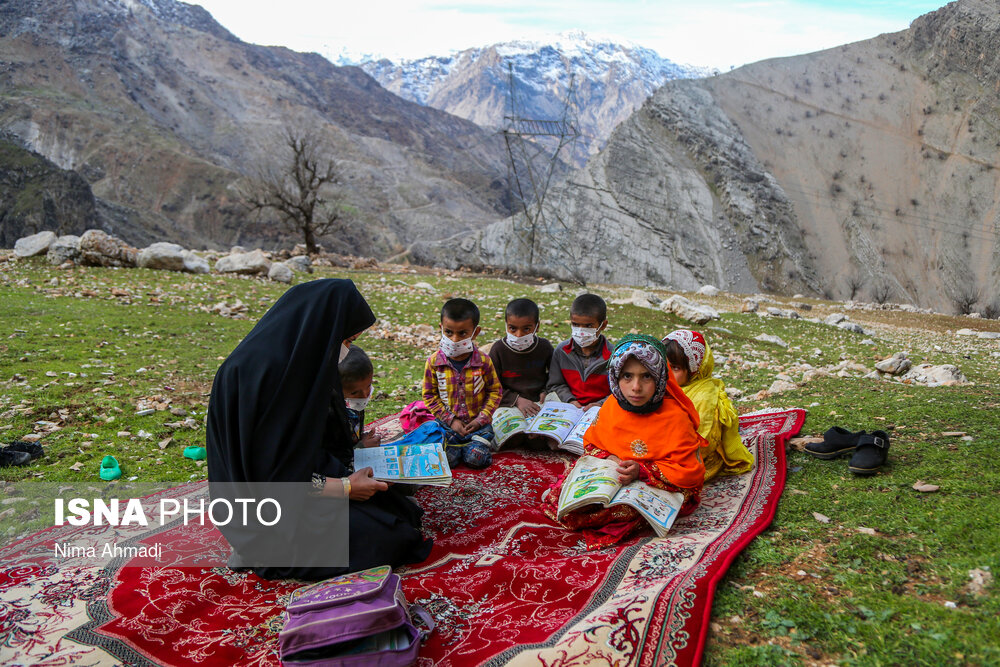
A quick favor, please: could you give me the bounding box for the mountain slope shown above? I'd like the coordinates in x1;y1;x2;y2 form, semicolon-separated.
360;33;710;165
415;0;1000;311
0;0;510;252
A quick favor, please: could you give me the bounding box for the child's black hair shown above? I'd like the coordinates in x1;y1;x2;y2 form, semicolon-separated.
440;298;480;326
505;298;539;323
339;345;373;385
570;293;607;322
663;339;689;371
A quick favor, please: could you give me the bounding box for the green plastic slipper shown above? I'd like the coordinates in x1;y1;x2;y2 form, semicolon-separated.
183;446;207;461
100;455;121;481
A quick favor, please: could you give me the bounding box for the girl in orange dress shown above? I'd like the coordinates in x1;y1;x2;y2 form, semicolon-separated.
542;334;706;549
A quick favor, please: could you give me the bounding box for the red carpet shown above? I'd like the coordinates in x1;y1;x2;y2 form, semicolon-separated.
0;408;803;666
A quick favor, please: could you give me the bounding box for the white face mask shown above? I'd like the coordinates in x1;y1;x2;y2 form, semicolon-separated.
440;333;475;359
345;395;370;412
338;343;351;363
571;326;600;348
506;328;537;352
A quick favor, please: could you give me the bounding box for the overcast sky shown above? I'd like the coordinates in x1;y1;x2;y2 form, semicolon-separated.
192;0;946;70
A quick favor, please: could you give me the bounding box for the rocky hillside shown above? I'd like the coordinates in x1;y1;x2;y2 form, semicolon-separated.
416;0;1000;312
360;33;710;165
0;0;510;253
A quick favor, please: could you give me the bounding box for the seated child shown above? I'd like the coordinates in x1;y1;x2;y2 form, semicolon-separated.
339;345;381;448
489;298;554;418
663;329;754;482
545;293;612;407
542;334;706;549
422;298;503;469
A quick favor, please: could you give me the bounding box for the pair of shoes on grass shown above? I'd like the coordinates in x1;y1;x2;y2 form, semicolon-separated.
804;426;890;476
0;441;45;467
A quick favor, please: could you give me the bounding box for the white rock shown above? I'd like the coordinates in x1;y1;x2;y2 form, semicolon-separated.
215;249;271;275
838;321;865;334
875;352;911;376
538;283;562;293
955;328;977;336
766;307;784;317
767;379;798;394
825;313;847;326
696;284;720;297
977;332;1000;340
46;235;81;265
285;255;312;273
755;333;788;348
268;262;293;283
412;281;437;292
903;364;968;386
138;242;186;271
14;231;57;257
181;250;209;274
725;387;744;399
660;295;719;324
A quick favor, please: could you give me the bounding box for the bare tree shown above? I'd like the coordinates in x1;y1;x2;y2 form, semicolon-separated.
844;271;865;301
241;128;348;254
870;279;893;304
951;283;981;315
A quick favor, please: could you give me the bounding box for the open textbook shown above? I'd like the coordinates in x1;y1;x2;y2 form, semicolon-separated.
556;455;684;537
353;442;452;487
491;401;601;455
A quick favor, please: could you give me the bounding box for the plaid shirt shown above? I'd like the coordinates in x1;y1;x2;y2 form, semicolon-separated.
422;348;503;430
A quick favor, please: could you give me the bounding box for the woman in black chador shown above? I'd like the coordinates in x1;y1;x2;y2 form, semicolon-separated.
206;278;431;580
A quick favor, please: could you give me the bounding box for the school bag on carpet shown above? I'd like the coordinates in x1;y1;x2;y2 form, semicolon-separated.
279;565;432;666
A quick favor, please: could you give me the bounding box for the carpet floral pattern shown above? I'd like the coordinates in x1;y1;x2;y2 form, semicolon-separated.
0;408;803;666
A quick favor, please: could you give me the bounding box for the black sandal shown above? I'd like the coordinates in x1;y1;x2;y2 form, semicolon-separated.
848;430;890;476
804;426;865;460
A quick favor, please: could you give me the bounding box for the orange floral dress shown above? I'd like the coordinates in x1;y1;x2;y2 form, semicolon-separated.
542;376;706;549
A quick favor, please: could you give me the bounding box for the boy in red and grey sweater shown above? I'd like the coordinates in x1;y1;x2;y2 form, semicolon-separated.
545;294;612;408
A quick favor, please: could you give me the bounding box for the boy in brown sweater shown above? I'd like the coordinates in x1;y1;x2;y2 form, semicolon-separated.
489;298;554;418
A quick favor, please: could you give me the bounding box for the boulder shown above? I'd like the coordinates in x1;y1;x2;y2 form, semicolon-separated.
413;281;437;292
215;249;271;275
538;283;562;293
138;242;187;271
789;301;813;311
14;231;56;257
875;352;911;376
955;328;977;336
659;294;719;324
78;229;137;267
767;379;798;394
755;333;788;348
696;284;720;297
285;255;312;273
978;331;1000;340
824;313;847;326
46;235;81;265
903;364;968;386
268;262;293;284
837;321;865;334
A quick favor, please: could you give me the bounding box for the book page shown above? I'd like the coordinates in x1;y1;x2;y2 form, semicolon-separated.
353;443;451;482
492;406;528;446
608;483;684;537
560;404;601;454
526;401;584;445
556;455;621;518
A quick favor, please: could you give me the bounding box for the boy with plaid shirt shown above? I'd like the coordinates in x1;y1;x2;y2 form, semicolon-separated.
422;298;503;469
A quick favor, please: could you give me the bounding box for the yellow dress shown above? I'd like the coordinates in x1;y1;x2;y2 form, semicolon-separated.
680;344;754;481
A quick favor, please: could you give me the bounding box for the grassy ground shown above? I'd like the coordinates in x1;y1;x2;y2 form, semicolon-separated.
1;255;997;665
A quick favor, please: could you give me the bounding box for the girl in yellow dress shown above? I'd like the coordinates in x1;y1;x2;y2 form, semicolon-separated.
663;329;754;482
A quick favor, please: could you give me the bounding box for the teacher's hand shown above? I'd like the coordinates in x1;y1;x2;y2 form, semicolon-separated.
348;467;388;501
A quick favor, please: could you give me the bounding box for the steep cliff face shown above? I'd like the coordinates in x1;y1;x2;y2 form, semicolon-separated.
416;0;1000;310
0;0;509;251
0;137;98;246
